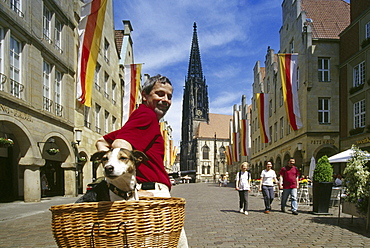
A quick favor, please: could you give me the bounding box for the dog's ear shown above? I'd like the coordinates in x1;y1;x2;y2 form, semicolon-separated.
90;150;108;162
132;150;148;166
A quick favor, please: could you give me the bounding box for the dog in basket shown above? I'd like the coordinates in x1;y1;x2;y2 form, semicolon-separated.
75;148;147;203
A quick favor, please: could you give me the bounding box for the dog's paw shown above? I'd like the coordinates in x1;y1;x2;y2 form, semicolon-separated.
138;190;154;197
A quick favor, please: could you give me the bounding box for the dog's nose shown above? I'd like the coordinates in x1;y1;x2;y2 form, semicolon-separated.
104;165;114;175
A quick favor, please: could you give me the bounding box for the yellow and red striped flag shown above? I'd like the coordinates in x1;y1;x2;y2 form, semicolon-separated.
278;53;302;130
240;119;248;156
225;145;233;165
232;132;239;162
256;93;270;143
171;145;178;165
123;64;142;124
76;0;107;107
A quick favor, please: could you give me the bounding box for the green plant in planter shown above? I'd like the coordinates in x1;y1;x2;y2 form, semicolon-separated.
313;155;333;182
343;145;370;215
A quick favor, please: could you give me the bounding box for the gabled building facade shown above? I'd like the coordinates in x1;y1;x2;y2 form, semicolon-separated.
339;1;370;154
0;0;128;202
250;0;350;177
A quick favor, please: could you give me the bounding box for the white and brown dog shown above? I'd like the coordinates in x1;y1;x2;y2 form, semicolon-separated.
75;148;147;203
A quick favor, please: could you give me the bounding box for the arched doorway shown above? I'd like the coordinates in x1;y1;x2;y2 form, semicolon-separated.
39;136;70;197
0;120;22;202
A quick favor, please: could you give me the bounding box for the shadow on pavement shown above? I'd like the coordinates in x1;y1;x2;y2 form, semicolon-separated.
311;216;370;238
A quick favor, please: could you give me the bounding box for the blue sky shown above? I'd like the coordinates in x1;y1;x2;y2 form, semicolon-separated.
113;0;282;146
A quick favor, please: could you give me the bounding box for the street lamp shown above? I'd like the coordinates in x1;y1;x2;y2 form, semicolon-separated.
71;129;82;196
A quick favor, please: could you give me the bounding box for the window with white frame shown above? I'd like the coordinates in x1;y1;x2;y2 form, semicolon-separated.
54;19;62;53
269;126;272;144
354;100;365;128
43;61;52;111
112;80;116;105
287;118;291;135
10;36;22;98
290;40;294;53
279;87;283;106
366;22;370;39
112;116;116;131
55;70;62;116
104;39;109;64
95;104;101;133
84;106;91;128
0;27;3;91
318;58;330;82
104;110;109;134
353;61;365;87
202;145;210;160
269;99;272;117
104;72;109;98
10;0;23;17
280;117;284;139
43;5;52;43
318;98;330;124
94;63;101;91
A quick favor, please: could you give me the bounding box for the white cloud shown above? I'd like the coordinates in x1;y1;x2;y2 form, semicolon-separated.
114;0;282;147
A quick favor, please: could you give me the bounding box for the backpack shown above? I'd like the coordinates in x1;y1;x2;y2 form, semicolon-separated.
238;170;250;187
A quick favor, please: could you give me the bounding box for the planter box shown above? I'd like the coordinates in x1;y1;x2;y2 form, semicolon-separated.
313;182;332;214
342;201;366;218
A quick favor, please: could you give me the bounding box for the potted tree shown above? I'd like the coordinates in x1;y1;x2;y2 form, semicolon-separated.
343;145;370;217
312;155;333;214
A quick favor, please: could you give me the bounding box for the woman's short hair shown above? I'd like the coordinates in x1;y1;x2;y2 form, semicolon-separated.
240;161;249;169
142;74;172;95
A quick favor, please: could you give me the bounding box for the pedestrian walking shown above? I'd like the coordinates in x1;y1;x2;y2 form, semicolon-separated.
259;161;279;213
279;158;300;215
235;162;251;215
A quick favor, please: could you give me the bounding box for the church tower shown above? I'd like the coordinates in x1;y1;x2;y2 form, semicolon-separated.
180;22;209;171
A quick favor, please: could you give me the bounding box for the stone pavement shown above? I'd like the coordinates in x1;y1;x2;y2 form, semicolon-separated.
0;183;369;247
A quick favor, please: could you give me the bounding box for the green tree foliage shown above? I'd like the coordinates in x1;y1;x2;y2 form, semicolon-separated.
313;155;333;182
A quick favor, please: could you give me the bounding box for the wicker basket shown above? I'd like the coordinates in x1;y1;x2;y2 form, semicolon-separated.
50;197;185;248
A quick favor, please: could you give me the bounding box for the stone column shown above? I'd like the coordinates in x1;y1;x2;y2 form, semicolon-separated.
62;162;76;197
19;156;45;202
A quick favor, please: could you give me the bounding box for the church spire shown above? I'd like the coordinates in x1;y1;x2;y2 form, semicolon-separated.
187;22;203;80
180;22;209;172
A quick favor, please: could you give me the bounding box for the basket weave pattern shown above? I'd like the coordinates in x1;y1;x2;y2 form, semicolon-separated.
50;197;185;248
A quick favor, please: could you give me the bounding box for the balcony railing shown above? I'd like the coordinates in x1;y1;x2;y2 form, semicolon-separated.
95;126;101;134
94;83;101;92
10;79;24;98
104;92;109;99
43;97;53;112
0;73;7;91
55;103;63;117
84;120;91;129
10;2;24;18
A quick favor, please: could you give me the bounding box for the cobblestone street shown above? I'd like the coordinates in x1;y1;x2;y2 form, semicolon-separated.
0;183;369;247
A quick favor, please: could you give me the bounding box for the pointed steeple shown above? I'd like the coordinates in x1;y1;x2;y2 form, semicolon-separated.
187;22;203;80
180;22;209;172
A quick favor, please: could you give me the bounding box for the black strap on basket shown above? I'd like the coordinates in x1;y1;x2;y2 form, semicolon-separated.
118;221;131;248
90;222;100;248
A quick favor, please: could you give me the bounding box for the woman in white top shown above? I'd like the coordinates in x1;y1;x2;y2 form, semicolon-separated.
235;162;251;215
259;161;279;213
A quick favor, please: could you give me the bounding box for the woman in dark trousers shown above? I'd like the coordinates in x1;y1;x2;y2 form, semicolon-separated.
235;162;251;215
259;161;279;213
